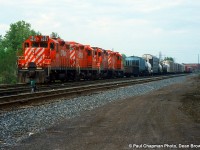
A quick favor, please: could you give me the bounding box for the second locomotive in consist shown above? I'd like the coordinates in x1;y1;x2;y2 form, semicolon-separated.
17;35;124;83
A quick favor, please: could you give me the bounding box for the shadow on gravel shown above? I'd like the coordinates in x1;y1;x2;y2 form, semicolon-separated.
180;75;200;123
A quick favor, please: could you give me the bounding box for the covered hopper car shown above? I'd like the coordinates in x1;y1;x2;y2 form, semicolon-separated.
142;54;159;74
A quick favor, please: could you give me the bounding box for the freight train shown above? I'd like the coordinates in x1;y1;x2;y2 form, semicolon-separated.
17;35;186;83
124;54;185;77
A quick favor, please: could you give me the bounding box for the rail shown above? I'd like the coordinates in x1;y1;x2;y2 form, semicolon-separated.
0;74;186;108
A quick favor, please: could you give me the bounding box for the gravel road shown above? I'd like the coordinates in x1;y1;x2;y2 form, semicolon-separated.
0;75;197;149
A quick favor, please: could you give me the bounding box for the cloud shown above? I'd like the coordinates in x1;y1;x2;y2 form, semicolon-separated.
27;13;61;34
132;0;185;13
0;0;200;63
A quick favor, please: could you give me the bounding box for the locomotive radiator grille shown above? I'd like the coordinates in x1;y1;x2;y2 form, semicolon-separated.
108;54;112;69
70;47;76;67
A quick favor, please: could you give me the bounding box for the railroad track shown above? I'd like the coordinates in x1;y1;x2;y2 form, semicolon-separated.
0;74;186;108
0;77;136;97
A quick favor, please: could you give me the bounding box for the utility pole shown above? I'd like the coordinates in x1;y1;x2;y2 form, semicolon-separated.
198;54;199;71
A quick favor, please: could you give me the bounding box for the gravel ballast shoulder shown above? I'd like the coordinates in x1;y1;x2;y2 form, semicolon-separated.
0;76;189;148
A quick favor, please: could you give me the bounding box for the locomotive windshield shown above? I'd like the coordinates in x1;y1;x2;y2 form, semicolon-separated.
40;42;48;48
31;42;48;48
32;42;39;47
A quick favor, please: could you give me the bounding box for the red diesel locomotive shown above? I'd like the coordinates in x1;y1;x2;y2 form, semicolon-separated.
17;35;124;83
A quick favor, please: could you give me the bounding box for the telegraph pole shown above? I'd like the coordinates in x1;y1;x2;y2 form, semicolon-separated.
198;54;199;71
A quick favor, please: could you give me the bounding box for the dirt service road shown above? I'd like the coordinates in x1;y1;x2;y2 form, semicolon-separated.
12;77;200;150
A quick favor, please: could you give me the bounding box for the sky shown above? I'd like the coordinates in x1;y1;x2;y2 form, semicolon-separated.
0;0;200;63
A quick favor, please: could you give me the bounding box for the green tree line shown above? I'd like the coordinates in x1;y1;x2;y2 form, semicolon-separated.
0;21;39;84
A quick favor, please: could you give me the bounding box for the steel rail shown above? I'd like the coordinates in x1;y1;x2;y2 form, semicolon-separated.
0;74;185;107
0;77;134;97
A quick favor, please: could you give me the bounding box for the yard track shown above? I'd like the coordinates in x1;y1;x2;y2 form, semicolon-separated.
0;78;132;97
0;74;186;108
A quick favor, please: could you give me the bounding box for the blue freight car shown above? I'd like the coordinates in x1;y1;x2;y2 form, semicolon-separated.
124;56;149;77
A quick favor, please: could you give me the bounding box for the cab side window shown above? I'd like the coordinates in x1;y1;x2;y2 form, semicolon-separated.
40;42;48;48
24;42;29;48
50;43;55;50
32;42;39;47
88;50;91;56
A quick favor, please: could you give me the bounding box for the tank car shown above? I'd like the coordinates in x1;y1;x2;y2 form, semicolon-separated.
17;35;124;83
158;64;163;74
161;63;168;74
142;54;159;74
124;56;149;77
146;62;152;75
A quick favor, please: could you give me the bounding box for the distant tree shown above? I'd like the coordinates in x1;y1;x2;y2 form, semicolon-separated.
0;20;40;84
50;32;60;38
164;57;174;62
